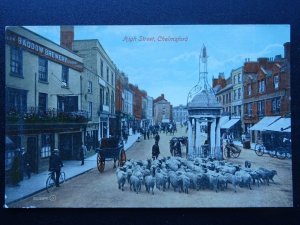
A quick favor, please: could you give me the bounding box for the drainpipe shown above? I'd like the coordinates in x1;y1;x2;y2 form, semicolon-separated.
35;72;37;112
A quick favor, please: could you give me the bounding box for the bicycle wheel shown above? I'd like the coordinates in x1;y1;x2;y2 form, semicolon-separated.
276;148;287;160
59;172;66;184
46;176;55;193
254;144;264;156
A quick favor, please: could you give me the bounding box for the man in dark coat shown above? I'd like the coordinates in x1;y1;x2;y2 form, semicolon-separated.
152;141;160;160
80;144;86;166
22;148;31;179
49;149;63;187
155;133;160;144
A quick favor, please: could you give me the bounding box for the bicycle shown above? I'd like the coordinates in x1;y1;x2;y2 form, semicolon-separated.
46;170;65;193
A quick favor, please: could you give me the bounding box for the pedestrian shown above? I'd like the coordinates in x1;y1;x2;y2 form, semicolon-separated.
155;133;160;144
80;144;86;166
152;141;160;160
143;128;147;140
22;148;31;179
175;140;181;157
147;129;150;140
11;149;21;186
49;149;63;187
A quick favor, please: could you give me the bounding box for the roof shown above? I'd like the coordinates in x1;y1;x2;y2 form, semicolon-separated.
249;116;281;131
260;67;272;77
221;118;240;129
215;84;233;94
265;118;291;132
188;90;222;109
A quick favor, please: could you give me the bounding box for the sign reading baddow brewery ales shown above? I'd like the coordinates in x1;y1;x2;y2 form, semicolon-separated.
6;30;83;72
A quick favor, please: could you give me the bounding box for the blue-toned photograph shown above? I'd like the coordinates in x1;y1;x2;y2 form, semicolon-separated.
4;25;292;207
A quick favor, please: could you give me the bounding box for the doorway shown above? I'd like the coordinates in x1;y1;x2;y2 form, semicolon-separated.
27;136;38;173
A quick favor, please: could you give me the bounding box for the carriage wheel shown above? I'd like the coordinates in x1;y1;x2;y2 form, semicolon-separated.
97;153;105;173
231;150;240;158
276;147;287;160
118;149;126;167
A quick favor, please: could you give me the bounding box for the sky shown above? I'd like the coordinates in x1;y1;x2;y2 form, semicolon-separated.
25;25;290;107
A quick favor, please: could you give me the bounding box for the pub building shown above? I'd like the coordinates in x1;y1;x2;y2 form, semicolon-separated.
5;26;87;180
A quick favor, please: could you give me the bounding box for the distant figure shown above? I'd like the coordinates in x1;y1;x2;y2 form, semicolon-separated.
147;129;150;140
11;149;21;186
143;129;147;140
80;144;87;166
49;149;63;187
22;148;31;179
241;133;246;143
155;133;160;144
152;141;160;160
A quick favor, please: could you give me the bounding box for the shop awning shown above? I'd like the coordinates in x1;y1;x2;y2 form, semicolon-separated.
5;136;14;145
249;116;280;131
264;118;291;132
220;118;240;129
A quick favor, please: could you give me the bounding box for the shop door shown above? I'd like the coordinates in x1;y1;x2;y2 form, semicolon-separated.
27;137;38;173
59;134;72;160
73;133;81;160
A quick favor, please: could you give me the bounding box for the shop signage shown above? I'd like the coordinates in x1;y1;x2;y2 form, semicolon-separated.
6;30;83;72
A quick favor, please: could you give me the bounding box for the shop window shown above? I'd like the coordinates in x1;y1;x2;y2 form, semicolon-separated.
40;134;53;158
5;151;15;171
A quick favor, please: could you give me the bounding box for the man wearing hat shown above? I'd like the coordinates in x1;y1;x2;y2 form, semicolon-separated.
49;149;63;187
152;140;160;160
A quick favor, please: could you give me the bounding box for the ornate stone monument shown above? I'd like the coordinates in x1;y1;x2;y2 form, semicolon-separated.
187;45;223;159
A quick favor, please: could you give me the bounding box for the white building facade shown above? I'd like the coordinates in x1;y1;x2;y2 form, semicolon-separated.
73;39;116;142
173;105;188;124
5;26;85;175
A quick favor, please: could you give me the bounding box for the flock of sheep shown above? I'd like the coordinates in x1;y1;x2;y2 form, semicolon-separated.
116;156;278;194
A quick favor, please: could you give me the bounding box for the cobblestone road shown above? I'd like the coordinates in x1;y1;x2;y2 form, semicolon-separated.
9;127;293;208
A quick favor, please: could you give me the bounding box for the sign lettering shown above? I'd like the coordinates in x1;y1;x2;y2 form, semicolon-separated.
6;30;83;72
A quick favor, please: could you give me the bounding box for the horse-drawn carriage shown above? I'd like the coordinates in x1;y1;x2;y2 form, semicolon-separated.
223;139;242;158
169;136;188;157
95;137;127;173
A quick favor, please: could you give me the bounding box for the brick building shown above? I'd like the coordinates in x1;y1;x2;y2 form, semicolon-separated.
243;42;290;142
153;94;172;124
129;84;146;129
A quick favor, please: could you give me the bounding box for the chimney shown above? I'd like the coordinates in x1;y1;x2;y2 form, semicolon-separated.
284;42;290;62
257;57;268;66
60;26;74;51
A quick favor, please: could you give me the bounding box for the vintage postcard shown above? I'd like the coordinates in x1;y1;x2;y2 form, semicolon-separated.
4;25;292;208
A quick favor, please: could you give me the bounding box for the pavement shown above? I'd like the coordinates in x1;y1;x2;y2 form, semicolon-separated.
4;133;141;206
